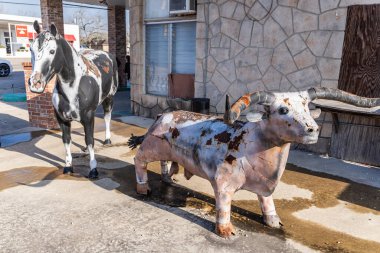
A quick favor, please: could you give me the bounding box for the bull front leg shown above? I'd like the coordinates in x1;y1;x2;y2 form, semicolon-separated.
258;194;282;228
82;112;98;179
213;185;236;238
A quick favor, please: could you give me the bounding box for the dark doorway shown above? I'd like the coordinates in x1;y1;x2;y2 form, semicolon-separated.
5;38;11;54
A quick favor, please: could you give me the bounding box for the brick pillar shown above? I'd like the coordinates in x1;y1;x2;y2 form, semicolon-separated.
23;62;59;129
129;0;144;115
108;5;126;87
40;0;64;34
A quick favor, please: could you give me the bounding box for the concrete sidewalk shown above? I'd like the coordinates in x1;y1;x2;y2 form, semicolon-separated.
0;100;379;252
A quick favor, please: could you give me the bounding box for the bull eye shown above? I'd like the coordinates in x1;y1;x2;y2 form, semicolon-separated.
49;49;55;54
278;107;289;115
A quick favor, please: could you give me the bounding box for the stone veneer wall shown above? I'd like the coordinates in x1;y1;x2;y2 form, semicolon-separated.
129;0;380;153
194;0;380;153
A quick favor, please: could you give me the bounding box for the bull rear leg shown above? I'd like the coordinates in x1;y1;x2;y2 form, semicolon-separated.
56;112;73;174
134;154;150;195
161;161;178;184
102;97;113;145
258;195;282;228
82;112;98;179
213;187;236;238
134;135;172;195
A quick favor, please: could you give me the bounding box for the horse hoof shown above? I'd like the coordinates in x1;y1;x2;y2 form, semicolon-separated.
136;183;151;195
263;214;283;228
63;166;74;174
104;139;112;145
88;169;99;179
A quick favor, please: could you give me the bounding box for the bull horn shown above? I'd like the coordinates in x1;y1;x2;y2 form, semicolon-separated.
308;87;380;108
224;91;275;124
224;95;231;123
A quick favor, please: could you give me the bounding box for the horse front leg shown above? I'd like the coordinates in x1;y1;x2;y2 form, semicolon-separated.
102;97;113;145
56;112;73;174
257;194;283;228
82;112;98;179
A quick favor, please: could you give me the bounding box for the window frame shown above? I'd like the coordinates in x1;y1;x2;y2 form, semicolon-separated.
143;2;196;97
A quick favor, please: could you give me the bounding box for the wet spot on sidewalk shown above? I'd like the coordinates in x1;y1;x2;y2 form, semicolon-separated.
0;166;86;191
230;164;380;253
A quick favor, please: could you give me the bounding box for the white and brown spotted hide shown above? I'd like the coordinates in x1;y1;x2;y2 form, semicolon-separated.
133;89;380;238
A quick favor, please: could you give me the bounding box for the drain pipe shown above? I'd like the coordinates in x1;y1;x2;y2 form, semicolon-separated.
202;0;210;98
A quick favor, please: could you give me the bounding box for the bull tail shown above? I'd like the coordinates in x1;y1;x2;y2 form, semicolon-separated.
127;134;145;150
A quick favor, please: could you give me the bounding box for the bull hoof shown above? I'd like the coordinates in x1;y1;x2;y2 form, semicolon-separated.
104;139;112;145
215;222;236;238
63;166;74;174
161;173;175;185
88;168;99;180
136;183;151;195
263;214;283;228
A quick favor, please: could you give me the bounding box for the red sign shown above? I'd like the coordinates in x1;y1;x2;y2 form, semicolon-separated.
16;25;28;37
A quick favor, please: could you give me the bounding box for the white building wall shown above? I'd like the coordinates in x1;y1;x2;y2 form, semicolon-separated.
63;24;80;51
0;14;80;56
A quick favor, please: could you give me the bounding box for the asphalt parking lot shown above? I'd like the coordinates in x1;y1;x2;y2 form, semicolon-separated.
0;71;26;95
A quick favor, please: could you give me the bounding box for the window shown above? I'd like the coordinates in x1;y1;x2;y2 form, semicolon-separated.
145;0;196;96
169;0;196;14
145;0;169;19
145;24;169;95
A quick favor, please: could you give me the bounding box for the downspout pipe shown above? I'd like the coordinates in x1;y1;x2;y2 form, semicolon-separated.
202;0;210;98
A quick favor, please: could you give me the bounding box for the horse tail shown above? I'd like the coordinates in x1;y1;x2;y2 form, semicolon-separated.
127;134;145;150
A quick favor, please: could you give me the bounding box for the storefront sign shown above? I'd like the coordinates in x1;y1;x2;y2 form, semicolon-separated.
16;25;28;37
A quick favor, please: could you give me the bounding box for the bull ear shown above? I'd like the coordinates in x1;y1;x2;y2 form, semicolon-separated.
50;24;58;37
33;20;41;34
310;108;321;119
246;112;265;122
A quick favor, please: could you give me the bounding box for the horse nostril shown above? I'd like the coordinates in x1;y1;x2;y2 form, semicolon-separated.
307;128;314;133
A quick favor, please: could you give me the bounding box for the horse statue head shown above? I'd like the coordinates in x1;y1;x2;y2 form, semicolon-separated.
29;21;69;93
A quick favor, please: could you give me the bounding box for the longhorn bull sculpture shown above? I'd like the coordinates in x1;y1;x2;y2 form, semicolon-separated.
128;88;380;238
28;21;118;179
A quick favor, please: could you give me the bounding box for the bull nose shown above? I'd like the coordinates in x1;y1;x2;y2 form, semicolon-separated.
307;126;319;133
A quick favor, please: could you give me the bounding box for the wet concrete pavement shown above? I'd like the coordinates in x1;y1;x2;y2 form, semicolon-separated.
0;99;379;252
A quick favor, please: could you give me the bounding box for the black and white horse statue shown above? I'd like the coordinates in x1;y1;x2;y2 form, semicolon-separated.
29;21;118;179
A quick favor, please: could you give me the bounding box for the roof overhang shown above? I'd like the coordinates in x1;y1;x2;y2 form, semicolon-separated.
64;0;129;9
